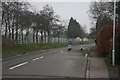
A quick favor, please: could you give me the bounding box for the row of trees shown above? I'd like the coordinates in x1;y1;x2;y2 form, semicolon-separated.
2;1;66;44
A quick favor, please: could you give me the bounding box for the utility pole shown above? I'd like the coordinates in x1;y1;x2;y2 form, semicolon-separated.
112;0;116;67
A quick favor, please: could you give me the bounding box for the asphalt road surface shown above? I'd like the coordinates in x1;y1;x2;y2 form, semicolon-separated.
2;43;95;78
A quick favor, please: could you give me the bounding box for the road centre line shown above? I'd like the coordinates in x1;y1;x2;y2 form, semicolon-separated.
32;58;40;61
32;56;44;61
9;62;28;70
39;56;44;58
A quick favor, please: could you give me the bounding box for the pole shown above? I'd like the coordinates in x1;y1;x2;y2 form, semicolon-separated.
112;0;116;67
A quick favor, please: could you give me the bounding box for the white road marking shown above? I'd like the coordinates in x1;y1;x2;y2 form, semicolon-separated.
86;70;89;78
85;54;88;57
32;58;40;61
32;56;44;61
60;51;63;53
9;62;28;70
39;56;44;58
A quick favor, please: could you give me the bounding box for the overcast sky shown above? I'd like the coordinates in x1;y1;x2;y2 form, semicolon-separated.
29;2;91;33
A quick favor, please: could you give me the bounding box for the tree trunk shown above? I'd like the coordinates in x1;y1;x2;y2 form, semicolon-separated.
5;20;8;38
25;28;29;43
21;28;23;43
15;26;18;44
8;17;11;38
15;2;19;44
41;31;43;43
47;31;51;43
36;30;38;44
33;28;35;43
27;28;29;43
58;32;60;43
44;31;46;43
12;17;15;40
15;15;19;44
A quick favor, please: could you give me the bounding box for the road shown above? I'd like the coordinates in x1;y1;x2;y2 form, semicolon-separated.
2;43;95;78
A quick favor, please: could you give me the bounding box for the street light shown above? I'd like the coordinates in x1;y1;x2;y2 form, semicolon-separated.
112;0;116;67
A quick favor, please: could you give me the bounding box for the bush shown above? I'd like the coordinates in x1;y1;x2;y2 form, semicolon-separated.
97;25;120;56
2;36;15;49
115;32;120;64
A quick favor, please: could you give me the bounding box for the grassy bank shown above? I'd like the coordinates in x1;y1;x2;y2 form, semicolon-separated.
2;42;81;58
105;54;120;73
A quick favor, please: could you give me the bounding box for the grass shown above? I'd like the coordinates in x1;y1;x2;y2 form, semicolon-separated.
2;42;81;58
115;64;120;72
92;47;120;74
104;54;120;73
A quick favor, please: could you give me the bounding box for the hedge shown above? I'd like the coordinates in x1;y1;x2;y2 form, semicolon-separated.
97;25;120;56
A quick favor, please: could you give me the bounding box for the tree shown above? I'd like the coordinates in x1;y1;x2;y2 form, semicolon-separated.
89;27;96;39
19;10;32;43
2;2;64;44
89;1;114;33
40;5;60;43
2;2;30;43
116;1;120;25
115;32;120;64
67;17;85;38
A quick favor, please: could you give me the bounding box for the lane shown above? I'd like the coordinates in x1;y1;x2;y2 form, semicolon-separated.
3;43;95;78
3;50;87;78
2;48;64;69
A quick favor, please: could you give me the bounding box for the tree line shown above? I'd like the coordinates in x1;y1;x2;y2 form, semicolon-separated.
2;2;66;44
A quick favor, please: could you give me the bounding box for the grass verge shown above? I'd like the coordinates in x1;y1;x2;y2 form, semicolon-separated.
104;54;120;74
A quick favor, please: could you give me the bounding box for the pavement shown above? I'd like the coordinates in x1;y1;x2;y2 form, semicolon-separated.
88;57;109;78
84;46;119;79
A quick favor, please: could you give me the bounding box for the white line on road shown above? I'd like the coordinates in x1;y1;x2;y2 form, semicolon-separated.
39;56;44;58
32;56;44;61
86;70;90;78
85;54;88;57
32;58;40;61
9;62;28;70
60;51;63;53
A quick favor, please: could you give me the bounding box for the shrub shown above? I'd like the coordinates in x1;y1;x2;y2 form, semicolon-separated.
115;32;120;64
97;25;120;56
2;36;15;49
